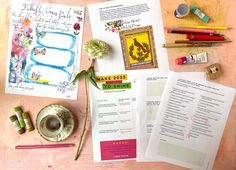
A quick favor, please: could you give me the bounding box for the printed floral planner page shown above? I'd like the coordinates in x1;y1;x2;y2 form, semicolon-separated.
5;0;84;99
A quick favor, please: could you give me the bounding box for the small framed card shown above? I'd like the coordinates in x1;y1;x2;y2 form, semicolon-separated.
120;26;157;70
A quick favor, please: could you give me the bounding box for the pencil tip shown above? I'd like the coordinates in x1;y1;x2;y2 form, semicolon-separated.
225;39;232;42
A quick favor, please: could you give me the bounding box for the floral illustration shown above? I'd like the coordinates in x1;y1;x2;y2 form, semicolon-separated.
73;14;83;35
9;18;33;84
105;20;124;33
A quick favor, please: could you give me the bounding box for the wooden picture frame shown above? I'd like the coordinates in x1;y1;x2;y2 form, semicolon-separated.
119;26;157;70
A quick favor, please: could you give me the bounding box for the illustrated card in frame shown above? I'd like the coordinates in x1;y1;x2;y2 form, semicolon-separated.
120;26;157;70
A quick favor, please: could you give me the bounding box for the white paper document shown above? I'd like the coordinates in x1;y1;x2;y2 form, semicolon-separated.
136;72;205;162
89;72;138;162
6;0;84;99
146;71;235;170
88;0;169;72
136;72;167;161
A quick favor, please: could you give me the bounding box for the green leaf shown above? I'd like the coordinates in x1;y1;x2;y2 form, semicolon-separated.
88;66;97;80
86;72;100;90
71;70;87;84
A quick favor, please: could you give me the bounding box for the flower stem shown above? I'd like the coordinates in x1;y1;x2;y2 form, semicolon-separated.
90;58;95;68
74;77;89;160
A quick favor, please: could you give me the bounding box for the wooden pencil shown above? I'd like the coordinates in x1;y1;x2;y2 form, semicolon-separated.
162;43;221;48
175;40;232;44
15;143;75;149
166;27;215;34
177;25;232;30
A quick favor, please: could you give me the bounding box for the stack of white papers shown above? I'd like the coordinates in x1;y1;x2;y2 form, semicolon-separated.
89;70;235;170
5;0;235;167
88;0;169;162
145;71;235;170
87;0;235;169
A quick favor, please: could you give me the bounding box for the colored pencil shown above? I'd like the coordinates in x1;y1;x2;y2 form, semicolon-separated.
177;25;232;30
162;43;220;48
187;34;225;41
15;143;75;149
166;27;215;35
175;40;232;44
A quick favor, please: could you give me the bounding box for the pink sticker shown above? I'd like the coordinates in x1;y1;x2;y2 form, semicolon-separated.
100;139;136;161
105;80;123;84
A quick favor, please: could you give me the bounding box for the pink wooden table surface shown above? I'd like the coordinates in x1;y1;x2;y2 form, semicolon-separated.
0;0;235;170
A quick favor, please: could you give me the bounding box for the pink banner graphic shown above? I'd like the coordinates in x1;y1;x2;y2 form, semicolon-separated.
100;139;136;161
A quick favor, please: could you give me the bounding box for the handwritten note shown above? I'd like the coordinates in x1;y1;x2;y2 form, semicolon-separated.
6;0;84;99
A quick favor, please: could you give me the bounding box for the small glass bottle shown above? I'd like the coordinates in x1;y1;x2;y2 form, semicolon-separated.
14;106;26;128
22;112;34;132
9;115;25;134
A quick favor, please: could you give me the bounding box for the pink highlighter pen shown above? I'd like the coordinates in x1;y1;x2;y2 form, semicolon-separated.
176;52;208;65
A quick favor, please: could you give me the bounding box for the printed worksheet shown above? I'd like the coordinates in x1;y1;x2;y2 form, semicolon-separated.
136;72;167;161
88;0;169;72
5;0;84;99
89;72;138;162
136;72;205;162
146;71;235;170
